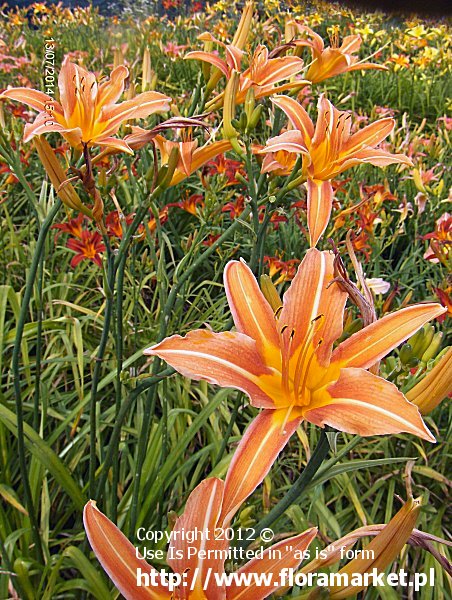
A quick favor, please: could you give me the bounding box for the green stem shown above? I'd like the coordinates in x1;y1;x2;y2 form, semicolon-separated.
129;382;158;534
240;429;330;549
32;253;45;431
110;253;126;521
12;199;61;564
88;239;115;498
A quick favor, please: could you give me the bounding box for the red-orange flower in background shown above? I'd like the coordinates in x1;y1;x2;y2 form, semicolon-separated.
66;230;105;268
259;94;412;247
422;212;451;266
167;193;204;215
84;477;317;599
146;250;444;521
52;212;86;239
105;210;134;238
264;255;300;284
288;22;387;83
0;57;171;153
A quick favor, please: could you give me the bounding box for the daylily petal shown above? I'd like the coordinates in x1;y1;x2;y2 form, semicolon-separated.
0;87;63;113
344;118;394;155
254;56;304;87
97;65;129;108
220;408;302;526
167;479;227;600
332;303;446;369
23;114;76;143
184;51;230;77
58;58;97;122
306;178;333;247
100;91;171;133
83;501;170;599
347;147;413;167
271;95;314;142
96;137;134;154
253;79;310;99
144;330;276;408
227;528;318;600
224;259;280;353
306;367;435;441
258;130;307;155
347;61;388;72
279;249;348;364
340;35;362;54
306;49;350;83
178;140;198;176
170;140;232;186
226;45;244;72
292;24;325;55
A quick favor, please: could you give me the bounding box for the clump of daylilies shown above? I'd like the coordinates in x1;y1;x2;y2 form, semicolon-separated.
1;1;451;598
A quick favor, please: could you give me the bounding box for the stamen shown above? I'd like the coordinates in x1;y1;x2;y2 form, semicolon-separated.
292;315;324;403
280;326;294;400
274;305;283;319
298;339;323;400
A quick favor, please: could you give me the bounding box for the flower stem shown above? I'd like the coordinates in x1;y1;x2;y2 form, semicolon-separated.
110;253;126;521
88;239;115;498
11;198;61;564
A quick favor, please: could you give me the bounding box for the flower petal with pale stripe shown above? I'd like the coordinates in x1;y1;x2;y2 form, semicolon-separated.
305;368;435;442
145;330;276;408
332;303;446;369
306;178;334;248
220;409;302;526
279;249;347;363
224;259;279;352
167;478;227;600
83;501;171;599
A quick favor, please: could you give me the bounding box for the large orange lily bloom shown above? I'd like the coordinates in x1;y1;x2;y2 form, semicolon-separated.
0;57;171;153
84;478;317;599
289;23;387;84
146;250;444;520
259;94;413;246
186;43;306;110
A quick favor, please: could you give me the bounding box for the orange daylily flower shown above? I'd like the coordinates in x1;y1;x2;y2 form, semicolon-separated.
149;133;232;187
422;212;451;267
259;94;413;246
186;43;306;110
288;23;387;84
0;57;171;153
84;478;317;599
146;250;444;521
66;230;105;268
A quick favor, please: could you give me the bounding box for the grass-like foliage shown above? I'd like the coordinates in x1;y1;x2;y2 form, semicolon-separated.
0;1;450;598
